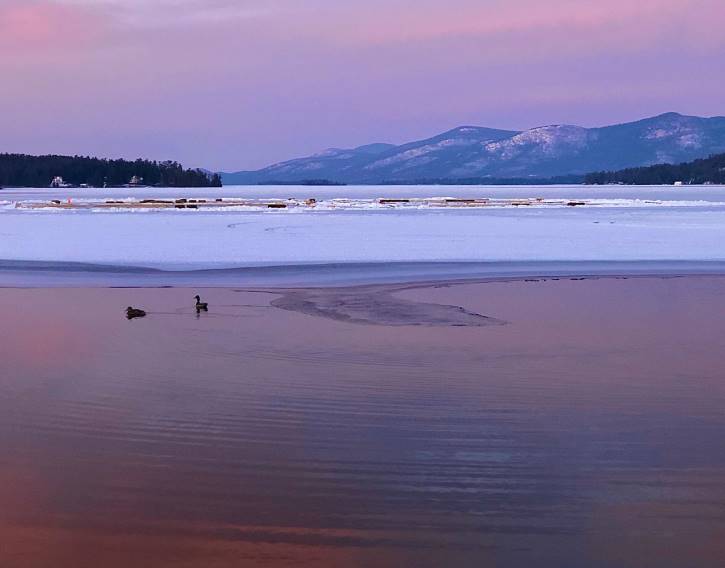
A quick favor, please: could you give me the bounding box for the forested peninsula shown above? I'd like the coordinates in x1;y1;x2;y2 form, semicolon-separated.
586;153;725;185
0;154;222;187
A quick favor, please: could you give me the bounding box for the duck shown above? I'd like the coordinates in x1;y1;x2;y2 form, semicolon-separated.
195;295;209;312
126;307;147;319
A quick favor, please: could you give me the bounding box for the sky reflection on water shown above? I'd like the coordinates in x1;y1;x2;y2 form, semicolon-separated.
1;278;725;567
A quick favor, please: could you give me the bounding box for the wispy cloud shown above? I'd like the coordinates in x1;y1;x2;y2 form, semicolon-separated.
304;0;725;54
60;0;276;28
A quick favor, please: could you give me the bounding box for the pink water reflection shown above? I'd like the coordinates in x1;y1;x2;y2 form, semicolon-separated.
1;278;725;567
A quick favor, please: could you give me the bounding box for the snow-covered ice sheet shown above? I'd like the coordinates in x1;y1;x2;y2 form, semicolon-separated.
3;184;725;202
5;196;725;212
3;185;725;286
1;206;725;271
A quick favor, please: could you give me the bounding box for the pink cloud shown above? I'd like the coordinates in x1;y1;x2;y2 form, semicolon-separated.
308;0;725;54
0;1;107;59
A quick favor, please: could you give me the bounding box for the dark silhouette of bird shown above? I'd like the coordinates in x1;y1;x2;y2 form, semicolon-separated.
126;307;147;319
195;295;209;312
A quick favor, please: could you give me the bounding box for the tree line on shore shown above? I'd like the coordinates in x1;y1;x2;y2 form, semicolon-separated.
4;151;724;188
0;154;222;187
585;153;725;185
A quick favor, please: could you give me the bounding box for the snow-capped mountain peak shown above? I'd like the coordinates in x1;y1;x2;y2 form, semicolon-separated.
224;113;725;183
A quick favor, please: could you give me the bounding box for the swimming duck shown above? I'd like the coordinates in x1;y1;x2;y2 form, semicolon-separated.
126;307;147;319
195;295;209;312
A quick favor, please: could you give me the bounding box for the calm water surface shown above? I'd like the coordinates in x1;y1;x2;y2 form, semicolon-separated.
1;278;725;567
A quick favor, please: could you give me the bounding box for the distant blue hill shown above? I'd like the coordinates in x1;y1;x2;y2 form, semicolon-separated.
223;112;725;184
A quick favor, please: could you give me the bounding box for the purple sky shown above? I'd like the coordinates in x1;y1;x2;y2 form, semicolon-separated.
1;0;724;171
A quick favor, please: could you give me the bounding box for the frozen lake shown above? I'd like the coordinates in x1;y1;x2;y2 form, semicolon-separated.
2;185;725;283
3;183;725;202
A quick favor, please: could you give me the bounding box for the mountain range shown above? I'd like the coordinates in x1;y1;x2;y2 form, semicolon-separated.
222;113;725;184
